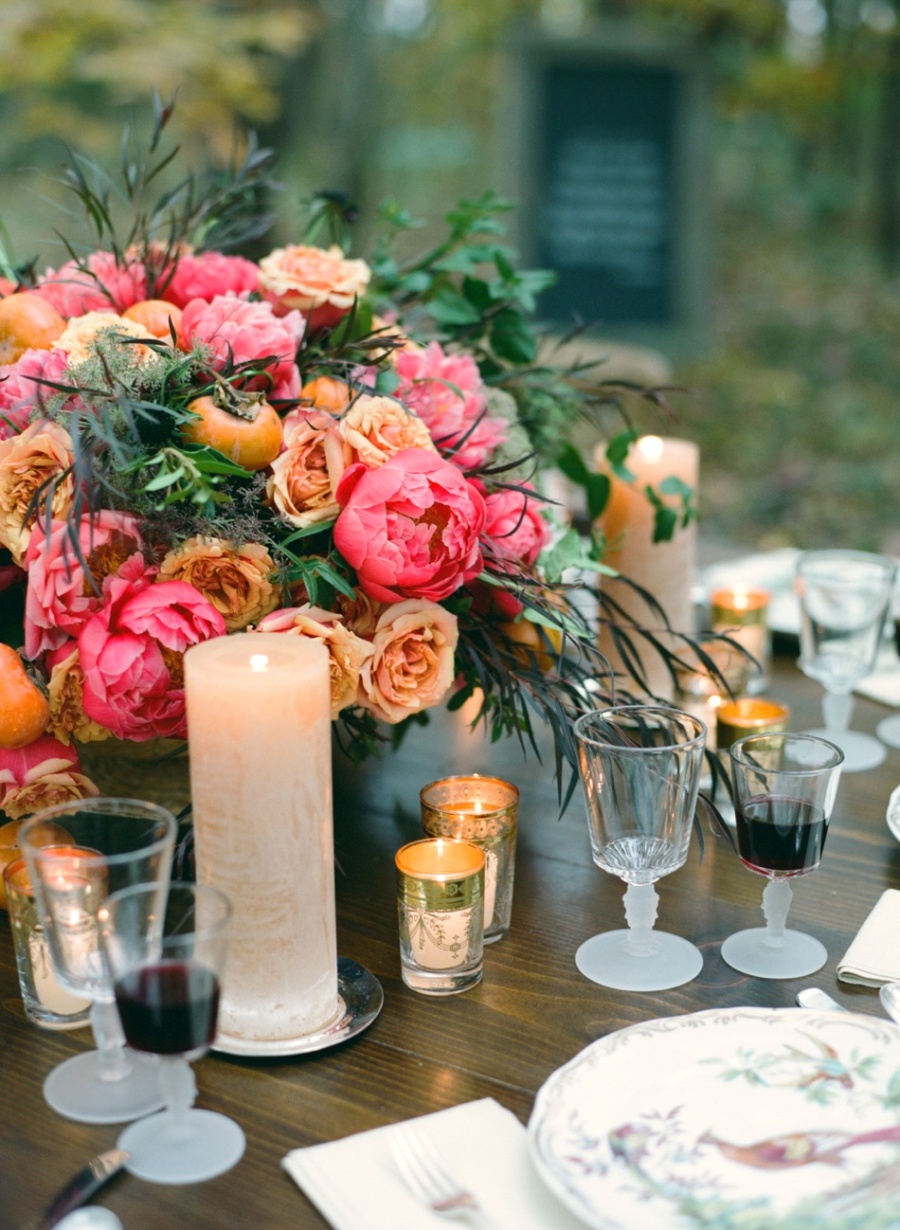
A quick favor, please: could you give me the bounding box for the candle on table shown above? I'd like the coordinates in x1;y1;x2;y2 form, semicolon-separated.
710;587;771;694
716;697;790;756
185;633;338;1043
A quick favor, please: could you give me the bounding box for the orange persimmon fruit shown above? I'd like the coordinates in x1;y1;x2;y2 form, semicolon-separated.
0;292;66;364
180;393;283;471
0;645;50;749
300;376;351;414
0;817;74;910
122;298;184;340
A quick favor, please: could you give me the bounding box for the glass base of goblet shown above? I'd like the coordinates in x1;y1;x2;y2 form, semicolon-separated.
802;726;885;773
575;930;703;991
44;1049;164;1124
876;714;900;750
118;1107;246;1184
721;927;827;979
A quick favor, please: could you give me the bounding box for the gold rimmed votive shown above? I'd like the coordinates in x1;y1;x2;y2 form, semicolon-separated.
395;838;485;996
710;587;771;694
420;775;519;943
717;697;790;756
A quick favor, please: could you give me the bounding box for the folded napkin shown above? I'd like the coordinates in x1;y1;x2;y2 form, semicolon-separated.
838;889;900;986
855;648;900;706
282;1097;585;1230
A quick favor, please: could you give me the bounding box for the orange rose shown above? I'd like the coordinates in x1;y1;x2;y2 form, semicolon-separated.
0;420;75;565
254;605;374;718
267;411;351;530
358;599;459;724
53;311;160;363
339;394;436;468
46;644;115;747
258;244;371;331
157;536;280;633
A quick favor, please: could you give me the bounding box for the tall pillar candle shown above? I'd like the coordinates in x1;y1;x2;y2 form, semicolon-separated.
594;435;699;697
184;633;338;1044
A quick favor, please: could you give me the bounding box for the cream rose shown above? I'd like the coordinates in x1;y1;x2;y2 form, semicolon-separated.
338;394;436;468
267;411;350;529
53;311;160;363
0;420;75;565
254;605;374;719
157;537;280;633
258;244;371;324
358;599;459;724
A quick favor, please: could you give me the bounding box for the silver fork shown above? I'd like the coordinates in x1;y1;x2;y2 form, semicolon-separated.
388;1120;500;1227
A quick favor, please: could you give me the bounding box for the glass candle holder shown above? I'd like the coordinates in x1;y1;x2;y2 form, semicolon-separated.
420;775;518;943
710;587;771;695
395;838;485;996
717;698;790;756
674;641;755;754
3;857;92;1030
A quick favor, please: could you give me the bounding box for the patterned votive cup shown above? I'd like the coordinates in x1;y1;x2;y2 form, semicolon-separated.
710;587;771;695
717;698;790;757
3;857;92;1030
395;838;485;996
420;775;519;943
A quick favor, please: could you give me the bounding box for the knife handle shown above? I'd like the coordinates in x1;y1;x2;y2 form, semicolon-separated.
21;1149;129;1230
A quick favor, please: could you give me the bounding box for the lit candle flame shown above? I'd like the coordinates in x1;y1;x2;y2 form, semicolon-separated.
249;654;269;673
637;434;664;462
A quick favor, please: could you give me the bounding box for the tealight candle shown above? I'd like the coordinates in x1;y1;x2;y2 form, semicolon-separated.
395;838;485;996
710;587;771;694
717;698;790;756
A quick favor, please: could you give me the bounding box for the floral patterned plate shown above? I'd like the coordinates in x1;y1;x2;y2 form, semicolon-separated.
528;1007;900;1230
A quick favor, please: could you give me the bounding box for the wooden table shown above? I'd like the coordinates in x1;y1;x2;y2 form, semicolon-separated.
3;650;900;1229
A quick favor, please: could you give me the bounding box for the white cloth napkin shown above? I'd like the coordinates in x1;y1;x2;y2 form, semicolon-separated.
855;648;900;705
282;1097;585;1230
837;889;900;986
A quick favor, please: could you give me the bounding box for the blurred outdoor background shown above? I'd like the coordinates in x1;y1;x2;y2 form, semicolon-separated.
0;0;897;559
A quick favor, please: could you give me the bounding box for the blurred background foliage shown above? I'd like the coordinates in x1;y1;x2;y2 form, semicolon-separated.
0;0;898;556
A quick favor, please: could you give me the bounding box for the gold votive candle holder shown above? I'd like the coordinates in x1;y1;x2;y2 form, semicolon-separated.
395;838;485;996
710;587;771;694
717;697;790;756
3;857;91;1030
420;775;519;943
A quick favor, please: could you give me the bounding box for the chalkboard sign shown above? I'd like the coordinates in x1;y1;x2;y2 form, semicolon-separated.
506;27;709;343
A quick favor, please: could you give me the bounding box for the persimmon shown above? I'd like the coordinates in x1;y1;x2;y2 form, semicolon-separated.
0;817;74;910
180;392;283;471
123;298;183;340
0;645;50;749
0;292;66;364
0;277;16;297
300;376;351;414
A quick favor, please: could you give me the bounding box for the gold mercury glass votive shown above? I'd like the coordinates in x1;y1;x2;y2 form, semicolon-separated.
3;857;92;1030
710;587;771;695
716;697;790;756
420;775;519;943
395;838;485;996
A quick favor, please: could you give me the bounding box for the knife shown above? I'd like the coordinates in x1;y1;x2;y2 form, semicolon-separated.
21;1148;129;1230
796;987;847;1012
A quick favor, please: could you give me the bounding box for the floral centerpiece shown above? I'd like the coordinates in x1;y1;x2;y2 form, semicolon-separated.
0;104;697;824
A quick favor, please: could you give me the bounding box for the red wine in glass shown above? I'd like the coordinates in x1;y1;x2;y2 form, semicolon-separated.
115;960;220;1056
734;794;827;878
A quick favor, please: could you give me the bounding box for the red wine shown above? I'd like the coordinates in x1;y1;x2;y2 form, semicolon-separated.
115;959;220;1055
734;794;827;876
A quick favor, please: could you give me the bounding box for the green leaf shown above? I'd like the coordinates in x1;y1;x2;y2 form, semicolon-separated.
461;276;493;311
427;287;482;326
554;444;611;521
653;505;678;543
605;429;638;476
374;368;401;395
489;307;536;364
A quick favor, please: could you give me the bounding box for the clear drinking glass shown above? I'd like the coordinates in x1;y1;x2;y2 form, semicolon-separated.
18;797;176;1124
795;549;897;772
722;732;843;979
101;881;245;1185
573;705;707;992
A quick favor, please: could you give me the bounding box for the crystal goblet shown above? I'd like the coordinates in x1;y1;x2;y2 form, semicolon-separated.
722;731;843;979
19;797;176;1124
573;705;706;992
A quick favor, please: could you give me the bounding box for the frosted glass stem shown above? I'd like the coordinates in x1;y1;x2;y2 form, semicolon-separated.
91;997;132;1082
623;882;659;956
761;877;793;948
160;1056;197;1142
822;691;853;734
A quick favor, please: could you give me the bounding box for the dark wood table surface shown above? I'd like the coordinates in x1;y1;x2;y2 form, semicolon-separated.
3;648;900;1229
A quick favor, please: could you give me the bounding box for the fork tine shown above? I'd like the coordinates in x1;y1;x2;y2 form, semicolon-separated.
389;1121;481;1218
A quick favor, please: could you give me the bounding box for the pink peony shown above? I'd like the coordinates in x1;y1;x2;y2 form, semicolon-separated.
179;294;305;393
0;347;69;439
23;511;154;659
35;251;147;317
334;448;486;603
77;577;226;742
162;251;260;309
482;485;551;572
393;341;508;470
0;734;98;820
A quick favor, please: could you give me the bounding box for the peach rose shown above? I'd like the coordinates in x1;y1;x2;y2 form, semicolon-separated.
45;642;113;746
258;244;371;331
255;605;374;719
0;734;99;820
0;420;75;565
157;536;280;633
266;410;351;529
53;311;159;364
338;394;436;468
358;599;459;724
333;587;385;639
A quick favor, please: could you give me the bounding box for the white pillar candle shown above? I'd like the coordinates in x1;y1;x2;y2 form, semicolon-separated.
185;633;338;1043
595;435;699;697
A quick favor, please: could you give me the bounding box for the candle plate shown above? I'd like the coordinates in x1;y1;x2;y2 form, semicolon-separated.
211;957;383;1058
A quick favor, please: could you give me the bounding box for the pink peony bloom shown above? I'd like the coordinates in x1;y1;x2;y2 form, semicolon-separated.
334;448;486;604
23;511;154;659
0;734;98;820
482;485;551;572
77;577;226;742
35;251;147;317
179;294;305;393
393;341;508;470
0;347;69;440
162;251;260;309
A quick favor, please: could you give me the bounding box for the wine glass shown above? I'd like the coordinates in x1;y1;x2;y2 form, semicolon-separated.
722;731;843;979
19;797;176;1124
573;705;707;991
100;880;246;1185
795;549;897;772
